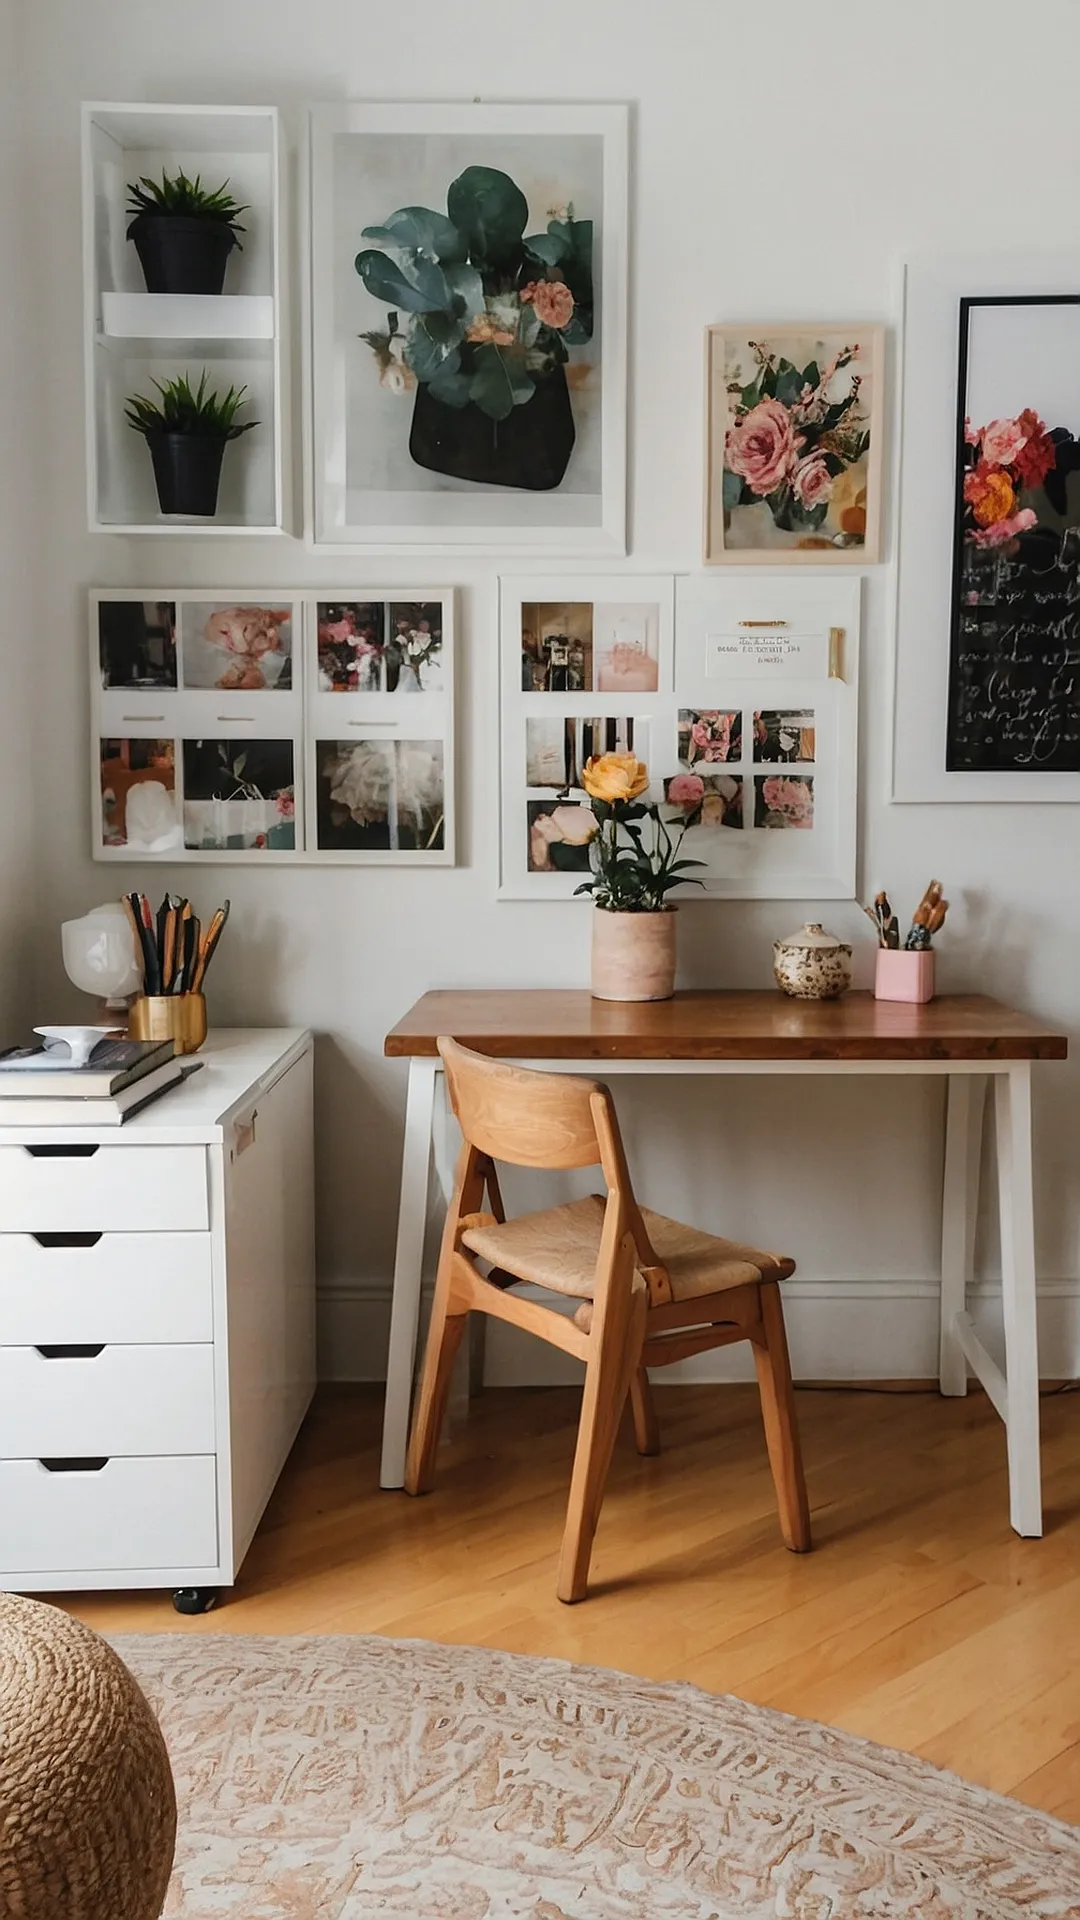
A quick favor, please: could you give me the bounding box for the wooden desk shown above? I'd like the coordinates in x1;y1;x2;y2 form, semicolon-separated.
382;991;1067;1532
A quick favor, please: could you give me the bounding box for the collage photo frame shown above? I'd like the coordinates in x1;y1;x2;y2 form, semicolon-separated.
499;574;860;899
91;589;456;866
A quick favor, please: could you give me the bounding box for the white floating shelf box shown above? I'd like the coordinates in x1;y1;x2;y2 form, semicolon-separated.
100;292;275;343
82;103;287;535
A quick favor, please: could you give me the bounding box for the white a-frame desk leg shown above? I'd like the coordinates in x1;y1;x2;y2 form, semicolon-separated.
997;1062;1042;1537
380;1056;438;1489
939;1074;987;1396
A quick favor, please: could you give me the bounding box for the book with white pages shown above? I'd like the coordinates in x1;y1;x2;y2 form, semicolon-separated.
0;1059;202;1127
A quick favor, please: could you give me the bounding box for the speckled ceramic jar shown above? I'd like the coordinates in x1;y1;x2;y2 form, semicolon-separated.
773;922;852;1000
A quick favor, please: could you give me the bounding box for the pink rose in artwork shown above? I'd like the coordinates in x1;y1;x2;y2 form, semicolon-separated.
666;773;705;808
964;417;981;447
725;398;801;497
531;280;575;330
690;713;732;762
762;776;813;828
980;416;1027;468
970;507;1038;548
792;452;834;509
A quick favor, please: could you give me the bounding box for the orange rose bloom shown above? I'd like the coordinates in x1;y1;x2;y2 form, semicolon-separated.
964;463;1016;528
582;753;649;804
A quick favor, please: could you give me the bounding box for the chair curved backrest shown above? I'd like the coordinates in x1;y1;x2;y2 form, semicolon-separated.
437;1039;666;1298
439;1036;611;1171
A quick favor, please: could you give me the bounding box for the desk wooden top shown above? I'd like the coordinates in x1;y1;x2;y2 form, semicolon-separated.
385;990;1067;1063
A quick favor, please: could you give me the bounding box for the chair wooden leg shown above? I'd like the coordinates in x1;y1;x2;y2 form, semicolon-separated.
752;1280;811;1552
630;1367;660;1456
557;1257;647;1605
404;1282;469;1496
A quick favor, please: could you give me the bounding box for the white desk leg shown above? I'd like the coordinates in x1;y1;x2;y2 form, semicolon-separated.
939;1074;986;1396
380;1057;438;1490
996;1063;1042;1538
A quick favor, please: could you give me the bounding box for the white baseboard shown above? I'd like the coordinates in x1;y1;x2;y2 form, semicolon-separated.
316;1276;1080;1385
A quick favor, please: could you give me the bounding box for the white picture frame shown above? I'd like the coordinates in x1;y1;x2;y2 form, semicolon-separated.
498;575;674;897
90;589;456;866
306;101;628;555
673;576;861;899
892;253;1080;802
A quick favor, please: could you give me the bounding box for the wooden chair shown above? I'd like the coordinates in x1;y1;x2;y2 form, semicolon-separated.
404;1039;811;1603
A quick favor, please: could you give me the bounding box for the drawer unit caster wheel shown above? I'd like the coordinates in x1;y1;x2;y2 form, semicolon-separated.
172;1587;220;1615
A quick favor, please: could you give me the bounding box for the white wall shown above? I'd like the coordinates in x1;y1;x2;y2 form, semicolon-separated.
0;0;38;1022
13;0;1080;1381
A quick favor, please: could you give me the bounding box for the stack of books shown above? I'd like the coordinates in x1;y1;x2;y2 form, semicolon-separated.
0;1038;200;1126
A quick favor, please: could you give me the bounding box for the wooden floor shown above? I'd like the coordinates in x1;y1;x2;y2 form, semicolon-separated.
63;1382;1080;1824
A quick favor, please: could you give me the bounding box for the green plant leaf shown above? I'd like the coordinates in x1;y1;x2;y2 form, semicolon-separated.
469;343;534;421
443;263;485;320
354;249;453;314
446;166;528;268
523;231;567;267
774;362;802;406
405;313;466;382
427;358;473;409
126;167;247;240
361;206;465;262
722;467;744;509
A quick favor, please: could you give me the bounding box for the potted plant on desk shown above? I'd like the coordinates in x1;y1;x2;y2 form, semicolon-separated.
126;168;248;295
125;370;258;517
574;754;705;1001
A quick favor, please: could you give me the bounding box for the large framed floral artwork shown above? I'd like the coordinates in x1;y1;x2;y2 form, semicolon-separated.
704;325;885;564
893;256;1080;801
307;103;628;553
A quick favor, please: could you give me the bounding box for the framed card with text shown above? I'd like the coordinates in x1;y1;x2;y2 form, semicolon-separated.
307;101;628;554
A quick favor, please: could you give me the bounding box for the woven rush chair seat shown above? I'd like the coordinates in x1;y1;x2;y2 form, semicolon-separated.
405;1039;811;1603
463;1195;794;1325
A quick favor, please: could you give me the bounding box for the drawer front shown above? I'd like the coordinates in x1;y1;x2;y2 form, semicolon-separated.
0;1343;216;1455
0;1145;208;1232
0;1455;218;1573
0;1234;213;1345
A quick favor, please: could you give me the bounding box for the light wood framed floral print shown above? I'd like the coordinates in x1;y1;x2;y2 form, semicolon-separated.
704;324;884;564
307;102;628;554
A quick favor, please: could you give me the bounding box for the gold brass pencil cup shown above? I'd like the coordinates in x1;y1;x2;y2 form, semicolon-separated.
128;993;208;1055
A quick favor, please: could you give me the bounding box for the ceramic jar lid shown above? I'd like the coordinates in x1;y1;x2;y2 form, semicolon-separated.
775;921;850;951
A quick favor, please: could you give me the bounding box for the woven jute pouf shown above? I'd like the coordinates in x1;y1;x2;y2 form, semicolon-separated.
0;1593;176;1920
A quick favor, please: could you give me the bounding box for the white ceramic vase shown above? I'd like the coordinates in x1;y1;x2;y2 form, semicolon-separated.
591;908;677;1002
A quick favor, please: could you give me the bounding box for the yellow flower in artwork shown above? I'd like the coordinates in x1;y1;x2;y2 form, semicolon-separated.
827;460;868;537
582;753;650;804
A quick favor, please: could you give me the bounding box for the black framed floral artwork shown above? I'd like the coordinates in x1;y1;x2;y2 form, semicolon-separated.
947;295;1080;772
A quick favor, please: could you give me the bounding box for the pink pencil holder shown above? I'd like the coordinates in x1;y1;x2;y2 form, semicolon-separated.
875;949;935;1004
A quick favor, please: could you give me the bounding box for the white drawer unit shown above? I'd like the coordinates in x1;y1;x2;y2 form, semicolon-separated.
0;1343;216;1456
0;1233;213;1345
0;1143;208;1232
0;1030;315;1611
0;1456;219;1575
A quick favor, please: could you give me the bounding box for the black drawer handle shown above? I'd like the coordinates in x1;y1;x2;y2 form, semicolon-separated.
24;1144;100;1159
35;1343;105;1359
32;1232;104;1249
40;1457;109;1473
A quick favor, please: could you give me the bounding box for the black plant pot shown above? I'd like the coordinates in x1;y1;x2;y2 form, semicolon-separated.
145;432;228;517
128;214;237;295
409;365;575;491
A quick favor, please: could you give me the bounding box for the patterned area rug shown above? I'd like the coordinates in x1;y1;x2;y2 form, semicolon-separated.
114;1635;1080;1918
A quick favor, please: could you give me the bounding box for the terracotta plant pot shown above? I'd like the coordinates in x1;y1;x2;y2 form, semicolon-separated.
591;908;676;1003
